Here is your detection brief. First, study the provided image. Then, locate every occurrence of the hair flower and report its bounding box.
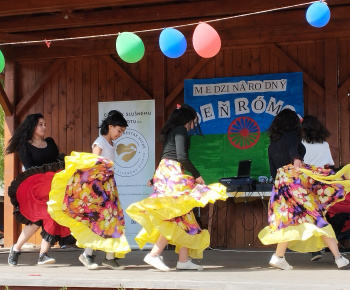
[176,104,181,109]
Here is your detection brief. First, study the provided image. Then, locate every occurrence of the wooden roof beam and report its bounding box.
[0,2,348,46]
[1,0,350,33]
[338,76,350,101]
[1,0,349,18]
[0,0,176,17]
[165,58,210,108]
[0,0,321,33]
[102,55,152,100]
[15,59,65,116]
[269,43,325,97]
[0,84,13,116]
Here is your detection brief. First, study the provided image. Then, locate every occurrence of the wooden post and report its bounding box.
[324,38,339,166]
[3,61,18,247]
[153,52,165,166]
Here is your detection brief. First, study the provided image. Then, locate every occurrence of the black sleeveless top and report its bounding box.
[19,137,59,170]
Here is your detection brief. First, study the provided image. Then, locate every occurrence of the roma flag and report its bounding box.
[184,72,303,184]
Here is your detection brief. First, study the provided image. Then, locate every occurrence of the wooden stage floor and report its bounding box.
[0,246,350,290]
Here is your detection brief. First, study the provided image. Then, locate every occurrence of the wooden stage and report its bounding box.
[0,246,350,290]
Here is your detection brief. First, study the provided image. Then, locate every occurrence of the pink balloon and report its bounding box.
[192,22,221,58]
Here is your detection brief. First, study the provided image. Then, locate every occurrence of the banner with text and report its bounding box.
[184,72,303,184]
[98,100,155,249]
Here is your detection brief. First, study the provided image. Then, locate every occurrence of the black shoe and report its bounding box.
[38,253,56,265]
[102,258,125,270]
[310,251,323,261]
[79,253,99,270]
[8,245,21,266]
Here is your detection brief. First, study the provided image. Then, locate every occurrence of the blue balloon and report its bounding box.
[159,28,187,58]
[306,1,330,28]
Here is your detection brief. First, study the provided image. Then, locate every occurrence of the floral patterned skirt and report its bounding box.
[258,164,350,253]
[126,159,227,259]
[48,152,131,258]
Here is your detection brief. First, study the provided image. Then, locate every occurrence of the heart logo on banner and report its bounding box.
[116,143,137,162]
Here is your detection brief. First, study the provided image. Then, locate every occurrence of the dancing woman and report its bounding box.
[48,111,131,270]
[126,104,227,271]
[258,109,350,270]
[6,113,70,266]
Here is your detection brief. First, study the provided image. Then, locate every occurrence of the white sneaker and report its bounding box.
[335,255,349,268]
[176,259,203,271]
[269,253,293,270]
[144,253,170,271]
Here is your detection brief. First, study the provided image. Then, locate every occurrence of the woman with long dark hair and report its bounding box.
[6,113,70,266]
[259,109,350,270]
[127,104,227,271]
[267,108,304,179]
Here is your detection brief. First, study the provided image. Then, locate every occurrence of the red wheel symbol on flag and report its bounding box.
[227,116,260,149]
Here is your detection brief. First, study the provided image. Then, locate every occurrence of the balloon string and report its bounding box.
[145,0,318,31]
[0,1,318,46]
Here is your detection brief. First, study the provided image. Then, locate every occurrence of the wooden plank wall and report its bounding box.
[5,36,350,247]
[338,40,350,166]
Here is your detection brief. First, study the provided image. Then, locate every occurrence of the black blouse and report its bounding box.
[19,137,59,170]
[268,130,306,179]
[161,125,200,179]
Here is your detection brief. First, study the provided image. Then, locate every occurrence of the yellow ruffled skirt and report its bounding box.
[259,163,350,252]
[126,159,227,259]
[48,152,131,258]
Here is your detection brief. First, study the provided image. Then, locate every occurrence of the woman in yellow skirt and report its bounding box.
[258,109,350,270]
[126,104,227,271]
[47,111,131,270]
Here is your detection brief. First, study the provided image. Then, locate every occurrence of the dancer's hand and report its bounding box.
[195,176,205,185]
[293,158,302,171]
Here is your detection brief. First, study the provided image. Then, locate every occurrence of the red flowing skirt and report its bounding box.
[8,162,70,239]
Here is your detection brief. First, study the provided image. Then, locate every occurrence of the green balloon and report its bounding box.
[0,51,5,73]
[116,32,145,63]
